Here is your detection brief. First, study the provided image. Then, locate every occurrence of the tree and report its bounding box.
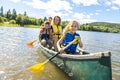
[6,9,12,20]
[12,9,17,20]
[9,20,16,24]
[0,16,4,22]
[24,11,27,16]
[0,6,4,17]
[44,17,47,21]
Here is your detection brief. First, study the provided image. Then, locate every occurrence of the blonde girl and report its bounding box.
[57,20,83,54]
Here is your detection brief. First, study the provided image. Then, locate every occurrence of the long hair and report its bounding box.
[53,16,61,26]
[63,20,79,34]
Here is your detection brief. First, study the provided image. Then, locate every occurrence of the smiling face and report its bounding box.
[69,21,79,33]
[53,16,61,26]
[44,21,50,28]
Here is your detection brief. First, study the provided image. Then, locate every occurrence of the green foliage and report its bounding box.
[61,21,69,28]
[9,20,16,24]
[81,22,120,33]
[0,6,120,33]
[0,16,4,22]
[0,6,46,27]
[0,6,4,16]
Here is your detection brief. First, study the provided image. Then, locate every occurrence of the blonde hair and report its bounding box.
[63,20,79,34]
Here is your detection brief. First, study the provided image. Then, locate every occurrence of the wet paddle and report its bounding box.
[28,39,77,75]
[27,39,37,47]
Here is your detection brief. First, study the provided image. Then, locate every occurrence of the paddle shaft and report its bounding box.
[48,39,77,61]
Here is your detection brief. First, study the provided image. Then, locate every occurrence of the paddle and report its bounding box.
[27,39,37,47]
[28,39,77,75]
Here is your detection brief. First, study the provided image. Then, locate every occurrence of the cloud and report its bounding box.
[112,0,120,6]
[111,6,119,10]
[72,0,99,6]
[72,13,96,23]
[105,0,120,11]
[105,1,112,6]
[23,0,72,17]
[45,10,69,18]
[9,0,21,3]
[24,0,72,11]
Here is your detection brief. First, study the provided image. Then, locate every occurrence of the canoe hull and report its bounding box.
[39,44,112,80]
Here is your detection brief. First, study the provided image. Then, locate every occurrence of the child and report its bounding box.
[48,17,52,24]
[51,16,62,51]
[57,20,83,54]
[39,21,53,48]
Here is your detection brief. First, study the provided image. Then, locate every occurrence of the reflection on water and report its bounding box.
[0,26,120,80]
[0,26,70,80]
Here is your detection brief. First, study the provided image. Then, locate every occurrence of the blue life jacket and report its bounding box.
[61,32,80,54]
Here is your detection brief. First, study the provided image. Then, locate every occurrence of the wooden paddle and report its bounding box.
[28,39,77,75]
[27,39,37,47]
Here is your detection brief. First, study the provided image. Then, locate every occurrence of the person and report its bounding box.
[39,21,53,48]
[51,16,62,51]
[48,17,52,24]
[57,20,83,54]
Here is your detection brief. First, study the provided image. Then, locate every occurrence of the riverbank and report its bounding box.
[0,22,41,28]
[0,22,20,27]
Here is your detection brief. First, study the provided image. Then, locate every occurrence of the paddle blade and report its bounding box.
[29,61,47,75]
[27,41,34,47]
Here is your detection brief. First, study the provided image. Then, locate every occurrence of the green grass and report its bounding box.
[0,22,20,27]
[0,22,42,28]
[24,25,41,28]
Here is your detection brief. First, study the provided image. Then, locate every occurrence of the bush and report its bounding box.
[0,16,4,22]
[9,20,16,24]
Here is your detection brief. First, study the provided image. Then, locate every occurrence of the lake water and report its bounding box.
[0,26,120,80]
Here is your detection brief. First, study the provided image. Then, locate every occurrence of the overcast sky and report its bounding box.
[1,0,120,23]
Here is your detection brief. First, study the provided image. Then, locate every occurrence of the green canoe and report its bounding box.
[39,44,112,80]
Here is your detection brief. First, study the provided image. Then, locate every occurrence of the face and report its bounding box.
[69,21,78,33]
[45,24,50,28]
[49,18,52,23]
[54,17,60,25]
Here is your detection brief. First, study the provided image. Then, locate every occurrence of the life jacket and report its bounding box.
[40,27,51,40]
[51,23,62,39]
[61,32,80,54]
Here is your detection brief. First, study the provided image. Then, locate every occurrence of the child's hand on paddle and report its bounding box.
[58,48,64,53]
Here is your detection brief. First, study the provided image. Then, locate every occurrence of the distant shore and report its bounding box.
[0,22,41,28]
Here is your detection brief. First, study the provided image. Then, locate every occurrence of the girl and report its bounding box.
[57,20,83,54]
[51,16,62,51]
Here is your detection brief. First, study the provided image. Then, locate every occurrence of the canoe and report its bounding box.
[39,43,112,80]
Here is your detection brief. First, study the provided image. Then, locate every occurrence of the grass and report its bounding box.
[0,22,20,27]
[24,25,41,28]
[0,22,42,28]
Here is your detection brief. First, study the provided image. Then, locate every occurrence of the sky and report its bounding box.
[1,0,120,24]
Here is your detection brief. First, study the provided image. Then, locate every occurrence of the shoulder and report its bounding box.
[75,32,80,36]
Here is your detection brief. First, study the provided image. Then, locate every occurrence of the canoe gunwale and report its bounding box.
[39,43,111,60]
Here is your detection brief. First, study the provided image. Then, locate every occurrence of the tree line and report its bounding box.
[0,6,47,26]
[0,6,119,33]
[80,22,120,33]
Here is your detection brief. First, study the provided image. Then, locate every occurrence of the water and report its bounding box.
[0,26,120,80]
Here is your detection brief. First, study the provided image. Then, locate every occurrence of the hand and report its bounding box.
[58,48,64,53]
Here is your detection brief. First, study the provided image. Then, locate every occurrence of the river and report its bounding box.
[0,26,120,80]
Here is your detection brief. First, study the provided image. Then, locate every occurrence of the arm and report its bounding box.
[78,36,83,48]
[57,34,65,53]
[39,28,43,42]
